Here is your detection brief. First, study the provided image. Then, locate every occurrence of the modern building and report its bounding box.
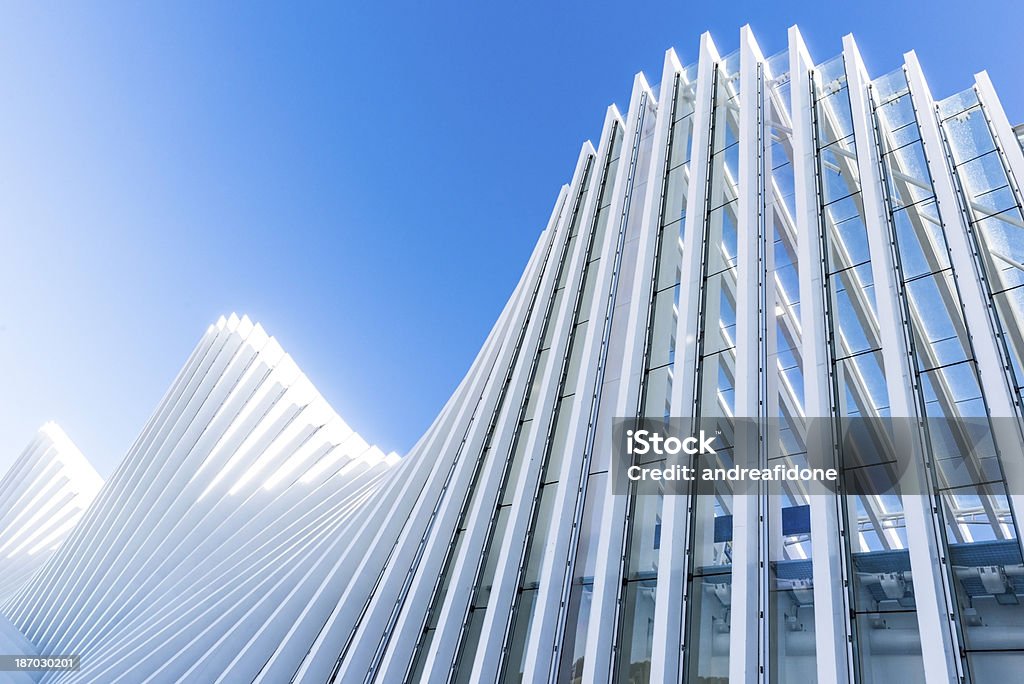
[0,424,102,606]
[3,24,1024,684]
[1,315,399,683]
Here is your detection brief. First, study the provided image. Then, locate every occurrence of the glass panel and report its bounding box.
[663,168,688,226]
[698,272,737,356]
[656,223,684,291]
[523,484,560,585]
[558,580,593,682]
[835,352,888,418]
[707,146,739,210]
[827,198,870,272]
[884,140,933,209]
[502,420,534,505]
[501,588,535,682]
[669,114,694,169]
[816,88,855,145]
[829,264,879,358]
[937,88,980,120]
[578,269,600,323]
[769,519,817,682]
[892,201,948,280]
[919,361,985,416]
[557,472,607,678]
[820,138,861,204]
[971,185,1019,220]
[524,350,549,416]
[427,529,467,629]
[992,289,1024,390]
[944,106,996,164]
[648,287,678,371]
[697,351,735,419]
[904,272,970,371]
[616,578,659,683]
[684,573,732,682]
[817,55,847,88]
[626,477,663,575]
[453,608,487,684]
[705,201,739,276]
[545,396,577,483]
[977,211,1024,293]
[959,151,1011,201]
[876,92,917,135]
[641,365,673,420]
[474,505,511,605]
[873,68,910,104]
[564,328,587,392]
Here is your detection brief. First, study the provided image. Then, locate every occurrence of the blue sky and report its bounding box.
[2,1,1022,477]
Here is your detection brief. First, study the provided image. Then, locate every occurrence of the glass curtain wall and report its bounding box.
[763,49,819,683]
[445,135,620,684]
[677,50,742,684]
[921,83,1024,682]
[551,80,676,684]
[811,54,927,683]
[938,88,1024,408]
[495,114,631,682]
[607,70,699,684]
[404,151,598,683]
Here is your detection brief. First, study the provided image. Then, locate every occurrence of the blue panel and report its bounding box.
[947,539,1023,568]
[960,576,987,598]
[773,559,813,581]
[781,505,811,536]
[714,515,732,543]
[949,540,1024,598]
[714,506,811,544]
[852,549,912,574]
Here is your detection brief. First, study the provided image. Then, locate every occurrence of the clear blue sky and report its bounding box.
[2,2,1022,477]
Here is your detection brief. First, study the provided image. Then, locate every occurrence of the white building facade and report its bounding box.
[4,25,1024,684]
[316,26,1024,684]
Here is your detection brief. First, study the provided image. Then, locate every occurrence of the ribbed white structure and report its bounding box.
[2,314,398,683]
[0,424,102,605]
[5,25,1024,684]
[0,614,39,684]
